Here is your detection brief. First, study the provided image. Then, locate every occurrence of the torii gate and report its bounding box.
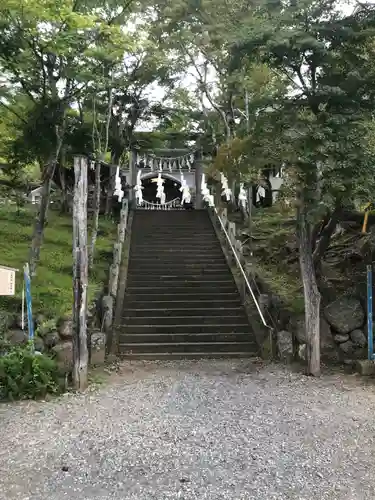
[128,148,203,208]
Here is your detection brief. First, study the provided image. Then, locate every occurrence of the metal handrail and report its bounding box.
[213,206,270,329]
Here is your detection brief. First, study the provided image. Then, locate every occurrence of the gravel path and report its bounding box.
[1,360,375,500]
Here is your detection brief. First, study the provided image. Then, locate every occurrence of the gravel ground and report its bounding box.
[1,360,375,500]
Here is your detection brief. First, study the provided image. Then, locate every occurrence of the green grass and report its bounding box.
[0,205,116,318]
[250,205,305,314]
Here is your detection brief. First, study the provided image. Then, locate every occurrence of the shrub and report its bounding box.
[0,344,62,401]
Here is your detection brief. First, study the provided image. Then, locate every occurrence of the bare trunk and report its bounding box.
[29,127,64,275]
[297,203,321,376]
[59,165,69,214]
[89,161,101,268]
[313,207,341,269]
[72,156,89,392]
[29,162,56,276]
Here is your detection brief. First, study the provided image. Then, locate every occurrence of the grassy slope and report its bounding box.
[0,205,116,318]
[248,206,305,314]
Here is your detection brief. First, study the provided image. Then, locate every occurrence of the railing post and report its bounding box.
[367,264,373,360]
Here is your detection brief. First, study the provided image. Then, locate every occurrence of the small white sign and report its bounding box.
[0,265,17,296]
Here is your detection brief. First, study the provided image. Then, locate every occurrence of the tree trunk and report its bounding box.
[313,207,341,270]
[29,162,56,276]
[89,161,101,268]
[105,166,114,216]
[297,203,321,376]
[72,156,89,392]
[29,128,64,275]
[59,166,69,214]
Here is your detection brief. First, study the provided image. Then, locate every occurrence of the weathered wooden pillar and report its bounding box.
[128,150,137,206]
[194,150,203,209]
[72,155,89,392]
[118,199,128,243]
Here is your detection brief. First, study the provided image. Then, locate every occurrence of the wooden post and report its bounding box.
[72,156,89,391]
[128,150,137,206]
[195,150,203,209]
[108,242,122,297]
[117,199,128,243]
[247,185,253,255]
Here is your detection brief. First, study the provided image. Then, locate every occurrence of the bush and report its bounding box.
[0,344,62,400]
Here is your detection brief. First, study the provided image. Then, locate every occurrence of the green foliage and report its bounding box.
[0,205,116,317]
[0,344,61,401]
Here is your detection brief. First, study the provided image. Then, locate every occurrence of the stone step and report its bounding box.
[122,299,242,309]
[123,292,240,301]
[122,315,249,326]
[119,332,252,344]
[129,252,225,259]
[131,236,218,243]
[128,256,227,263]
[122,307,244,318]
[125,278,236,286]
[127,270,231,278]
[130,245,221,252]
[125,284,239,294]
[118,341,258,354]
[119,324,251,334]
[118,352,256,360]
[127,263,228,270]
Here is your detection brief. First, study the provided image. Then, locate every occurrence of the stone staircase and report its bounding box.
[118,209,259,359]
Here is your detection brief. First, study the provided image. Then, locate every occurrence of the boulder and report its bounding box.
[13,313,26,330]
[350,329,367,348]
[34,336,45,353]
[90,331,106,365]
[35,314,46,328]
[58,317,73,340]
[52,341,73,372]
[356,360,375,376]
[44,331,60,348]
[277,330,293,361]
[339,340,354,355]
[5,329,28,346]
[324,297,364,334]
[333,334,350,344]
[294,316,333,348]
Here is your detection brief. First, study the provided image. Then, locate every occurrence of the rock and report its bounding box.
[13,313,26,330]
[90,331,106,365]
[277,330,293,362]
[58,317,73,340]
[294,316,332,346]
[44,331,60,348]
[356,360,375,376]
[101,295,113,332]
[5,329,28,346]
[298,343,306,361]
[34,336,45,353]
[324,297,364,334]
[35,314,46,327]
[52,341,73,372]
[339,340,354,355]
[334,334,350,344]
[350,329,367,347]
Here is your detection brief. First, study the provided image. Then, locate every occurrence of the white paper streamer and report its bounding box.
[156,173,166,204]
[113,166,124,202]
[220,172,232,201]
[180,172,191,204]
[238,183,247,209]
[134,170,144,205]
